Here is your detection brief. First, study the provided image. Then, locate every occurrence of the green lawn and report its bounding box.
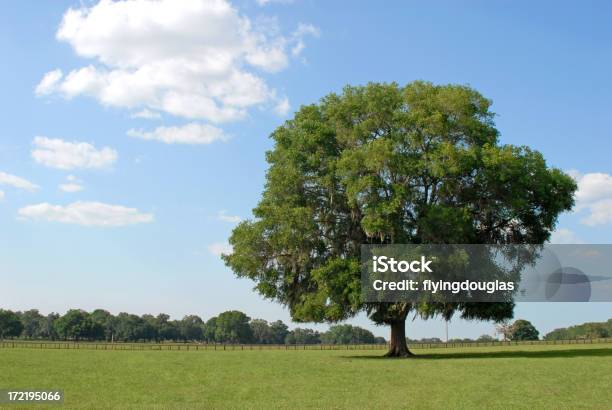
[1,344,611,409]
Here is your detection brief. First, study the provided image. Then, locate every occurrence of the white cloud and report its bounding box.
[217,210,241,223]
[32,136,118,170]
[274,97,290,116]
[35,69,63,95]
[581,199,612,226]
[127,122,228,144]
[0,171,39,191]
[18,201,153,227]
[59,175,84,192]
[569,170,612,207]
[37,0,317,122]
[130,108,161,119]
[291,23,320,58]
[59,183,84,193]
[0,191,4,201]
[549,228,584,244]
[208,242,233,256]
[569,170,612,226]
[293,23,320,37]
[256,0,294,6]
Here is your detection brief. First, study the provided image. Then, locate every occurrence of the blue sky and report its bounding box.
[1,0,611,339]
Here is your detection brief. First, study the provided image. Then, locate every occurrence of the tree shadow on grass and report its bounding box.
[341,347,612,360]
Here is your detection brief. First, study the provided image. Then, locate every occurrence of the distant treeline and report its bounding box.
[0,308,385,345]
[544,319,612,340]
[407,335,498,344]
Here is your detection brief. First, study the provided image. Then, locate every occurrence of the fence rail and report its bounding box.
[0,341,387,351]
[1,337,611,352]
[407,337,612,349]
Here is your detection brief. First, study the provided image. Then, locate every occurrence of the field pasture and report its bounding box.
[1,343,611,409]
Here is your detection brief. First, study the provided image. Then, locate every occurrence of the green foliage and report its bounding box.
[140,314,159,341]
[250,319,274,344]
[156,313,180,341]
[320,324,376,344]
[203,317,217,342]
[18,309,44,339]
[224,81,576,329]
[509,319,539,341]
[248,319,290,344]
[40,313,59,340]
[90,309,117,341]
[448,338,478,343]
[214,311,253,343]
[114,313,145,342]
[285,328,321,344]
[407,337,443,343]
[0,307,307,344]
[54,309,103,341]
[3,306,388,345]
[248,319,291,344]
[545,319,612,340]
[374,336,387,344]
[476,334,496,342]
[269,320,290,344]
[179,315,204,342]
[0,309,23,339]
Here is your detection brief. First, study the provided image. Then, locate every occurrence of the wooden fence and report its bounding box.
[1,337,610,352]
[0,341,387,351]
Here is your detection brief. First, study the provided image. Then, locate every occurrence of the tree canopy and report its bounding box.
[0,307,383,345]
[320,324,376,344]
[212,310,254,344]
[0,309,23,339]
[544,319,611,340]
[509,319,540,341]
[224,81,576,356]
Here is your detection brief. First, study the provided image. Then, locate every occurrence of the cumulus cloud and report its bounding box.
[127,122,228,144]
[569,170,612,226]
[581,199,612,226]
[217,210,241,223]
[59,183,83,193]
[59,175,84,192]
[35,69,63,95]
[549,228,584,244]
[290,23,320,58]
[32,136,118,170]
[36,0,317,122]
[208,242,233,256]
[18,201,153,227]
[0,171,39,191]
[130,108,161,119]
[274,97,290,116]
[256,0,294,6]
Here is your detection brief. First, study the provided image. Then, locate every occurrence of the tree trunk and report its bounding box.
[384,320,414,358]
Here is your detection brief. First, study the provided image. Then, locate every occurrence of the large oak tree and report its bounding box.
[223,82,576,357]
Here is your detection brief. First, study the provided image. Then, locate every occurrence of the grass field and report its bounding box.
[1,344,611,409]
